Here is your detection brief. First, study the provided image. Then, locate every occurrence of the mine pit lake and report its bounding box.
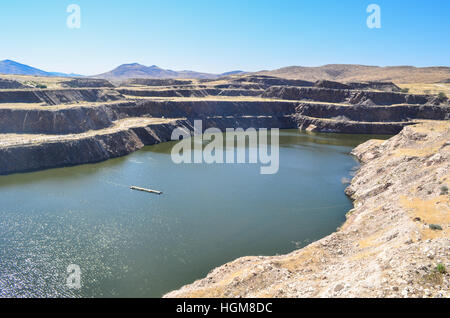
[0,130,387,297]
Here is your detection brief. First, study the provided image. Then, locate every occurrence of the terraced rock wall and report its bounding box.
[0,88,123,105]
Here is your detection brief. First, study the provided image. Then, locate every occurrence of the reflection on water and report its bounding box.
[0,130,389,297]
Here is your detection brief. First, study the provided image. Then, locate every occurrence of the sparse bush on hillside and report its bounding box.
[429,224,443,231]
[437,92,447,101]
[423,264,446,285]
[436,263,446,274]
[35,83,47,89]
[440,185,449,195]
[400,88,409,93]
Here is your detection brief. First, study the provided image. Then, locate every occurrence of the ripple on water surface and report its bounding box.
[0,130,388,297]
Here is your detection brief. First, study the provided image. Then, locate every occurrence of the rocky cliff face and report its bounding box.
[0,104,120,134]
[113,100,299,119]
[0,119,191,175]
[0,88,122,105]
[0,116,297,175]
[296,103,449,122]
[263,86,443,106]
[0,79,28,89]
[164,122,449,298]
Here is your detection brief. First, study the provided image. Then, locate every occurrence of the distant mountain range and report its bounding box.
[0,60,245,80]
[0,60,82,77]
[1,59,449,84]
[93,63,245,81]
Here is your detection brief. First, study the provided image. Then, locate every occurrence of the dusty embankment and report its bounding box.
[164,121,449,298]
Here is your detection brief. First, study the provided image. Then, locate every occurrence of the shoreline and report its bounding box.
[164,121,449,298]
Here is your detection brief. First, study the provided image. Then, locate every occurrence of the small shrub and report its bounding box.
[436,263,446,274]
[423,271,443,285]
[437,92,447,101]
[400,88,409,93]
[440,185,449,195]
[429,224,443,231]
[35,84,47,89]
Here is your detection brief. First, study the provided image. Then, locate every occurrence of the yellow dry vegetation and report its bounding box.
[393,145,443,158]
[410,120,450,133]
[181,267,256,298]
[397,83,450,95]
[400,196,449,239]
[271,246,323,272]
[357,226,393,249]
[0,74,71,89]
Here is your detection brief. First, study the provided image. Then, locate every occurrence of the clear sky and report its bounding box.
[0,0,449,75]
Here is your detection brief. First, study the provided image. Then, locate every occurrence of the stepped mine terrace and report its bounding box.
[0,74,448,175]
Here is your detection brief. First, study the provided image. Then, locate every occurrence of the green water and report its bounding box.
[0,130,387,297]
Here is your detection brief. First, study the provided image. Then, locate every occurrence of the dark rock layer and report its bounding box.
[263,86,439,105]
[0,89,123,105]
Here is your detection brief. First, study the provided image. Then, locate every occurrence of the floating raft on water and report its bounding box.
[130,186,163,195]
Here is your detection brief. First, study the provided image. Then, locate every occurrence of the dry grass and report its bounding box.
[272,246,322,272]
[394,145,443,158]
[397,83,450,95]
[0,74,71,89]
[400,196,449,240]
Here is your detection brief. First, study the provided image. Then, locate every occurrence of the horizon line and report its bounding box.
[1,59,450,78]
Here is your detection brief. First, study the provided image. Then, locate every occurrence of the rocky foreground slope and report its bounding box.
[165,121,449,298]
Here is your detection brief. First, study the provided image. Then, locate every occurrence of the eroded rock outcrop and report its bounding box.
[0,79,28,89]
[121,78,193,86]
[263,86,444,106]
[0,116,297,175]
[63,78,115,88]
[0,88,123,105]
[0,119,190,175]
[0,104,124,134]
[346,81,401,92]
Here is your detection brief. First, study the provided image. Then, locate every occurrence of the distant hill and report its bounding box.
[255,64,450,84]
[0,59,82,77]
[94,63,219,81]
[2,59,448,84]
[0,60,50,76]
[220,70,246,76]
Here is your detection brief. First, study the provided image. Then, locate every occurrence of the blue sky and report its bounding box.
[0,0,449,75]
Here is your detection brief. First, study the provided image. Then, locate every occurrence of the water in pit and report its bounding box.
[0,130,388,297]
